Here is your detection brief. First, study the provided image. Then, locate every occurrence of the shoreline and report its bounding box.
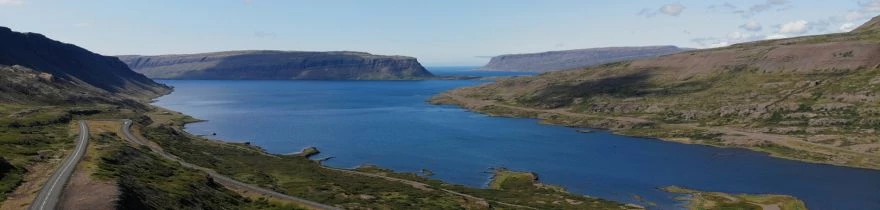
[428,91,880,171]
[143,82,853,209]
[142,103,642,209]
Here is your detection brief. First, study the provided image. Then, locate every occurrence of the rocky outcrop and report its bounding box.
[479,46,690,72]
[0,26,170,103]
[118,51,434,80]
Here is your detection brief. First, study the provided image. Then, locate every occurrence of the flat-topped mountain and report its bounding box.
[434,16,880,170]
[479,46,690,72]
[118,51,435,80]
[0,26,169,104]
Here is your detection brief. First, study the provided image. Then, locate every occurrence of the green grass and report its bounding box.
[441,63,880,169]
[664,186,807,210]
[93,132,304,210]
[755,144,831,162]
[0,156,22,201]
[142,124,633,209]
[143,125,473,209]
[0,105,76,201]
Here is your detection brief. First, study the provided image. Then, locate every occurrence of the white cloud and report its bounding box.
[845,11,865,21]
[765,34,789,40]
[744,0,790,17]
[840,23,858,32]
[779,20,810,34]
[859,0,880,13]
[727,31,745,40]
[0,0,23,5]
[709,41,731,48]
[739,20,763,31]
[660,3,686,16]
[637,3,686,17]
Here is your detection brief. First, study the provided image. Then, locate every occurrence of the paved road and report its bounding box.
[119,120,339,210]
[29,121,89,210]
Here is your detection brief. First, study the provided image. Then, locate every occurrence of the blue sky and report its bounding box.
[1,0,878,66]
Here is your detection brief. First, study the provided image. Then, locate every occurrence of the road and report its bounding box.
[29,121,89,210]
[120,119,538,209]
[119,120,339,210]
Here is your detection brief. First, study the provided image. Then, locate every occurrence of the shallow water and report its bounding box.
[153,67,880,210]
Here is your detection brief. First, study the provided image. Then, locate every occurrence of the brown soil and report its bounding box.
[0,162,58,210]
[57,166,118,210]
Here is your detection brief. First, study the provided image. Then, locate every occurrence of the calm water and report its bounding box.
[153,67,880,210]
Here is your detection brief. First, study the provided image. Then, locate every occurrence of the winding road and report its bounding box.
[29,121,88,210]
[119,120,340,210]
[120,119,538,209]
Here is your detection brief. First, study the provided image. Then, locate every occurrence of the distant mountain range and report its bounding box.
[479,46,691,72]
[118,51,434,80]
[0,26,169,104]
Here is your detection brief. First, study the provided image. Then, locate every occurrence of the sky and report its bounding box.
[1,0,879,66]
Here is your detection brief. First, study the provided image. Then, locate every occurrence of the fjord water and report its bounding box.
[154,67,880,210]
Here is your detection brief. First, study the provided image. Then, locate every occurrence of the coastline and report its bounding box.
[143,102,640,209]
[428,91,880,171]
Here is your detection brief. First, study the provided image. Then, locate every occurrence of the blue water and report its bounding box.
[153,67,880,210]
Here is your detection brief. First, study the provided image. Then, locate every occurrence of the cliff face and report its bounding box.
[118,51,435,80]
[0,26,170,103]
[479,46,690,72]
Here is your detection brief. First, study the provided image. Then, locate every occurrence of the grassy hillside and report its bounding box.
[0,27,169,99]
[91,132,300,209]
[432,17,880,169]
[138,111,635,209]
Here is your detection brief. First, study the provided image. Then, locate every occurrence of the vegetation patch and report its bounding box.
[94,133,299,209]
[663,186,807,210]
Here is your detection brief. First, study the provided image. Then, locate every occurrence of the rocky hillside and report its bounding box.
[118,51,435,80]
[0,27,170,104]
[434,18,880,170]
[479,46,690,72]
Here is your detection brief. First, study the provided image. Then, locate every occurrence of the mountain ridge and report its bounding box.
[0,26,170,104]
[479,45,691,72]
[118,50,435,80]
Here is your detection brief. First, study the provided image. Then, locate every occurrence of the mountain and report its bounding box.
[0,26,170,104]
[433,17,880,170]
[118,51,435,80]
[854,15,880,32]
[479,46,691,72]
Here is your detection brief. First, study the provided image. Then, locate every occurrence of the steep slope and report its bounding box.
[854,15,880,32]
[433,18,880,169]
[0,27,172,206]
[118,51,435,80]
[479,46,690,72]
[0,27,169,101]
